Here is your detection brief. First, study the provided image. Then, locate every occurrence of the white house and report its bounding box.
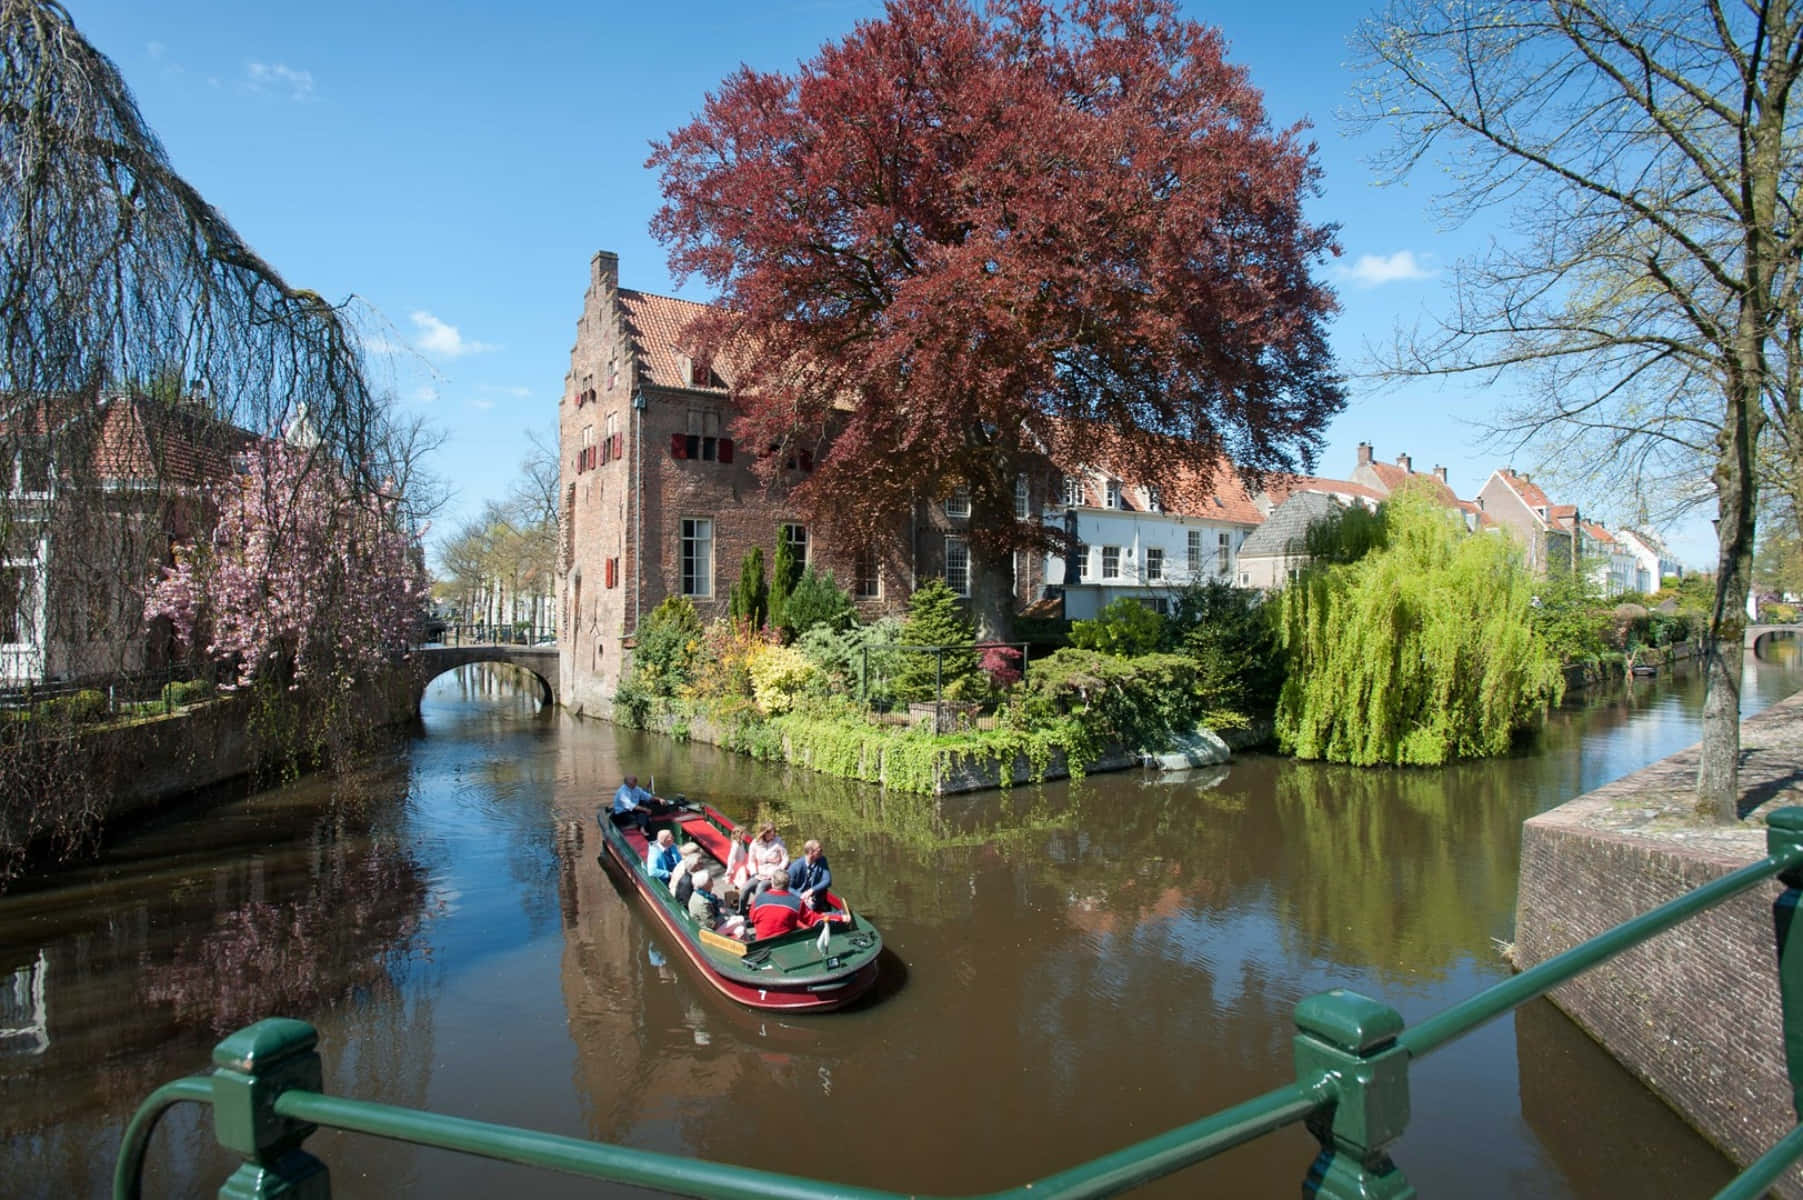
[1613,528,1683,594]
[1044,463,1263,620]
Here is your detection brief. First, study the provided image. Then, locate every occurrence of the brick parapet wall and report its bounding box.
[1514,690,1803,1195]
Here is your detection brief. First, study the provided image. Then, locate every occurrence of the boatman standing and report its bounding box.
[612,774,655,833]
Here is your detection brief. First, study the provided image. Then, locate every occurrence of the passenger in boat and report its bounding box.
[646,829,682,884]
[688,871,747,939]
[669,842,704,905]
[732,822,790,906]
[612,775,656,833]
[747,870,820,939]
[787,839,833,912]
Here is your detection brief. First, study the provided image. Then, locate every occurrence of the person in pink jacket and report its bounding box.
[728,821,789,908]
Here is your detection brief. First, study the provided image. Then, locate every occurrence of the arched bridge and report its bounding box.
[407,645,561,709]
[1747,623,1803,657]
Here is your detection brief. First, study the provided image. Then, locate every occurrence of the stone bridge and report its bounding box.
[1746,623,1803,657]
[407,644,561,710]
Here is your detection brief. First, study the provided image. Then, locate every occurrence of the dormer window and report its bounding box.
[1105,479,1123,510]
[1143,486,1162,513]
[1063,475,1085,507]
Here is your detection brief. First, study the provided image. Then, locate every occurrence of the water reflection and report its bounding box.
[1,655,1798,1198]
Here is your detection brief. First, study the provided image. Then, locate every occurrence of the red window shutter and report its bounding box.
[612,432,624,459]
[605,558,617,589]
[670,433,687,459]
[589,446,598,469]
[718,437,733,464]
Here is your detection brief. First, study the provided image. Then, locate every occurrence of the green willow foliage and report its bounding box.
[1275,488,1564,766]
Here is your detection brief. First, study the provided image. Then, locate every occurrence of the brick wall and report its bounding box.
[1513,695,1803,1197]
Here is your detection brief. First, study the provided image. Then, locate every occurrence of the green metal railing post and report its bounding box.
[210,1019,331,1198]
[1292,990,1416,1200]
[1770,810,1803,1119]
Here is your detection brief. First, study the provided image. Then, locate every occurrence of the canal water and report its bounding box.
[3,647,1800,1198]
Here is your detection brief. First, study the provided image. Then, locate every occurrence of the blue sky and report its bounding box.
[62,0,1717,569]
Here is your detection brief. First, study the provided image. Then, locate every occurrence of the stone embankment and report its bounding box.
[1514,689,1803,1196]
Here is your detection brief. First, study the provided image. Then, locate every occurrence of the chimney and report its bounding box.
[1432,465,1447,485]
[1356,441,1373,467]
[591,249,620,296]
[1396,452,1412,473]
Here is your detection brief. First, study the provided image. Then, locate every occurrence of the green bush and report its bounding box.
[728,547,769,630]
[783,566,855,637]
[770,529,802,635]
[1014,648,1212,760]
[631,596,704,697]
[1167,579,1285,717]
[893,579,977,702]
[36,689,107,723]
[796,618,904,706]
[162,679,215,707]
[1069,596,1165,657]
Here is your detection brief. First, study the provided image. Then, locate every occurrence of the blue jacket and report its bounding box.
[647,843,681,882]
[612,782,652,813]
[788,854,832,904]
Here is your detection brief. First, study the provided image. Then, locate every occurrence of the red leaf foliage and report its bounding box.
[649,0,1343,551]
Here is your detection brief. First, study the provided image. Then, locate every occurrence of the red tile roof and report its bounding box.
[1262,474,1385,506]
[617,289,728,392]
[1580,521,1615,544]
[1497,469,1551,510]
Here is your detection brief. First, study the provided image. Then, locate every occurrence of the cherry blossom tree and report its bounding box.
[147,442,426,689]
[650,0,1343,637]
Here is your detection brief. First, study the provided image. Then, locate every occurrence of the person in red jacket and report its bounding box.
[746,871,820,940]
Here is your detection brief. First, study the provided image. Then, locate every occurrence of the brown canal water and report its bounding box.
[3,646,1801,1198]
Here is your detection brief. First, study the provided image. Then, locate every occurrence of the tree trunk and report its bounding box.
[965,488,1016,643]
[1695,384,1760,823]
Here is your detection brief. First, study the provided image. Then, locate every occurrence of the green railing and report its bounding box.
[116,808,1803,1199]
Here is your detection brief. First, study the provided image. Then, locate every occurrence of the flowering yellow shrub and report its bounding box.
[747,643,818,714]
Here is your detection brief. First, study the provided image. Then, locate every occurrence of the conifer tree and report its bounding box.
[769,531,801,636]
[729,547,768,629]
[894,578,977,702]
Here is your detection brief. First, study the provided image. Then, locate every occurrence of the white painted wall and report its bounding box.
[1045,506,1253,620]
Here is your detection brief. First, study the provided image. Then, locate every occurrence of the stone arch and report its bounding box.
[407,646,561,712]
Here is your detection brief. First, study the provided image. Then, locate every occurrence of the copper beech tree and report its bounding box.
[650,0,1343,637]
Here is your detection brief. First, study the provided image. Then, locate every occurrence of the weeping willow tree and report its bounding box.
[0,2,421,881]
[1275,485,1564,766]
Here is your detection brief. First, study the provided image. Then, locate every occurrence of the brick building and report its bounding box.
[557,251,1265,714]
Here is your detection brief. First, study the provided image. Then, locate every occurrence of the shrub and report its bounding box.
[728,547,769,630]
[686,618,765,702]
[632,596,704,697]
[1014,648,1210,759]
[893,579,977,702]
[747,643,819,714]
[796,617,905,705]
[1167,580,1284,716]
[1069,596,1165,656]
[162,679,215,707]
[769,529,802,635]
[783,566,855,637]
[37,689,108,724]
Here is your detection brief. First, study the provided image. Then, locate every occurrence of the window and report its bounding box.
[607,352,619,392]
[1063,475,1085,507]
[1217,532,1232,576]
[0,565,33,644]
[1105,479,1123,510]
[1014,474,1030,519]
[945,486,971,519]
[15,443,49,494]
[854,547,881,599]
[1148,597,1171,616]
[945,535,970,596]
[782,522,808,566]
[579,425,595,473]
[681,518,713,596]
[1144,486,1162,513]
[683,408,724,462]
[1188,530,1202,578]
[1146,547,1163,581]
[1102,546,1121,579]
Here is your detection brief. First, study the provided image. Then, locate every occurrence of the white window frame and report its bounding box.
[781,522,808,566]
[1145,547,1163,581]
[1143,486,1162,513]
[1101,546,1121,580]
[1105,479,1123,510]
[945,535,970,597]
[1217,531,1233,577]
[1063,475,1085,507]
[945,486,971,519]
[1014,474,1030,519]
[1188,530,1202,579]
[681,518,713,597]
